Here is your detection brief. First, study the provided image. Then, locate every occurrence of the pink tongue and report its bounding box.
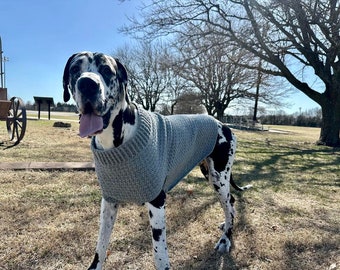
[79,114,103,138]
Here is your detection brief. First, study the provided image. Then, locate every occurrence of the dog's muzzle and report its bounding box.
[76,75,104,113]
[76,76,105,138]
[77,77,100,97]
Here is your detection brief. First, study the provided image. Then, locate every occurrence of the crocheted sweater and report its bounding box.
[91,108,218,204]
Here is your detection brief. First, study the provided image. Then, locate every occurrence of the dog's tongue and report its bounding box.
[79,113,103,138]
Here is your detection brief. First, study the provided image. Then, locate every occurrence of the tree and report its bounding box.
[173,92,207,114]
[170,25,257,120]
[123,0,340,146]
[114,41,189,112]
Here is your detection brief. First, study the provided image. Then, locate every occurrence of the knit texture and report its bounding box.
[91,107,218,204]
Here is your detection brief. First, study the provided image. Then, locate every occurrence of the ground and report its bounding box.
[0,116,339,269]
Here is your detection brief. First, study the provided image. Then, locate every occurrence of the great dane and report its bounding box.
[63,51,251,270]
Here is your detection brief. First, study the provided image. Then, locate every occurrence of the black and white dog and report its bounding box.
[63,52,251,270]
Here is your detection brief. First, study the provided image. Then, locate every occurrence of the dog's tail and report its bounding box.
[230,173,252,191]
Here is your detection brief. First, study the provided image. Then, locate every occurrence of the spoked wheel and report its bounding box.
[6,97,27,145]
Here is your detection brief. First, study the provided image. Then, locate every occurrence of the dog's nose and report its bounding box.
[77,77,99,96]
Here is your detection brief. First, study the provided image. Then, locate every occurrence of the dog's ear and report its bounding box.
[115,58,128,87]
[115,59,130,103]
[63,53,78,102]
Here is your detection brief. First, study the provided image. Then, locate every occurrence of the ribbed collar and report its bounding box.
[91,107,154,165]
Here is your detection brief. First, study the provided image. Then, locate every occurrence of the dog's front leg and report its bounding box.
[146,190,170,270]
[88,198,119,270]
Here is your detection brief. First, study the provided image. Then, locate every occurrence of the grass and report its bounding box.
[0,119,339,269]
[0,117,91,162]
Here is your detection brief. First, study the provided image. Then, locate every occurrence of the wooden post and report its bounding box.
[48,100,51,120]
[37,101,41,119]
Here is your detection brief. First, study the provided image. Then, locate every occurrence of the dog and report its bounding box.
[63,52,251,270]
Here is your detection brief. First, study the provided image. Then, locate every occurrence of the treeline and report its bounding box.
[225,108,322,128]
[25,101,78,112]
[25,100,322,128]
[260,108,322,127]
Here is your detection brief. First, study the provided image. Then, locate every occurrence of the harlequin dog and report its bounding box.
[63,52,251,270]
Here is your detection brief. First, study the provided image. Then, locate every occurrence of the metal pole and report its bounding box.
[3,57,8,88]
[0,36,4,88]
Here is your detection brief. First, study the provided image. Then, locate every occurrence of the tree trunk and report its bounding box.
[216,109,225,121]
[214,100,225,121]
[253,83,259,122]
[318,93,340,147]
[253,60,262,122]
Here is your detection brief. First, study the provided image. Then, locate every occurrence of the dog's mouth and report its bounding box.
[77,100,105,138]
[79,113,104,138]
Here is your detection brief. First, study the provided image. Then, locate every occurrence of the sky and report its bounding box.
[1,0,319,115]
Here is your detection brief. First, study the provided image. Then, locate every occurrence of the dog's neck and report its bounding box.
[94,101,138,151]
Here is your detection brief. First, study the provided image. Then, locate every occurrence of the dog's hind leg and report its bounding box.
[205,124,237,253]
[88,198,119,270]
[146,190,170,270]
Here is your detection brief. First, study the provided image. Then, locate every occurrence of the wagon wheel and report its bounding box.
[6,97,27,145]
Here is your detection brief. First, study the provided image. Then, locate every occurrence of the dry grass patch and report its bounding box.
[0,119,91,162]
[0,123,339,269]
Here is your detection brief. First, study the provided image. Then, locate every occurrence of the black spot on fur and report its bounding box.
[209,124,233,173]
[226,228,233,238]
[94,53,105,68]
[149,210,153,219]
[102,110,111,130]
[88,253,99,269]
[230,194,235,204]
[209,141,229,173]
[199,163,209,181]
[99,65,114,86]
[111,106,136,147]
[222,124,233,141]
[213,184,220,192]
[152,228,163,242]
[112,110,124,147]
[123,105,136,125]
[149,190,166,208]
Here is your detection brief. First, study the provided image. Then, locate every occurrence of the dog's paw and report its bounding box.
[214,235,231,253]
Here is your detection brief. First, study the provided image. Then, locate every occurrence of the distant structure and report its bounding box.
[0,36,8,88]
[0,36,4,88]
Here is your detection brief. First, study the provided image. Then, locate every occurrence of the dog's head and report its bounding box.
[63,52,128,137]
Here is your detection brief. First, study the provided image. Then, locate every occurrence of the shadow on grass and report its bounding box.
[229,142,339,269]
[235,144,340,189]
[283,239,339,270]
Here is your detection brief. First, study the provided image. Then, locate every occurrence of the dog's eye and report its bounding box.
[70,65,80,74]
[101,66,113,77]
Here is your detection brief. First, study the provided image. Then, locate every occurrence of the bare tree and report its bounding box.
[173,92,207,114]
[114,41,170,112]
[172,32,256,120]
[114,41,189,112]
[122,0,340,146]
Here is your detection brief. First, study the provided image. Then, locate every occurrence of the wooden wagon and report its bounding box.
[0,87,26,146]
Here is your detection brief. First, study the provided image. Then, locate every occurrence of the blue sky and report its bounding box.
[1,0,319,114]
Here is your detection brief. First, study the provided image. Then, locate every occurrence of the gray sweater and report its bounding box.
[91,108,218,204]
